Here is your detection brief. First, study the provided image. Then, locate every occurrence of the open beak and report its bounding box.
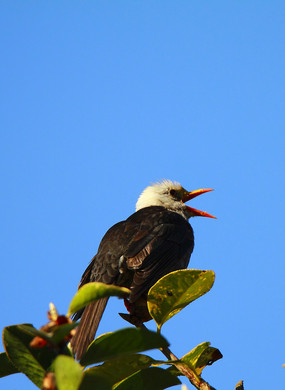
[182,189,216,219]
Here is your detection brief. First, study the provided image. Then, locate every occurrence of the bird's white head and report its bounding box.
[135,180,216,220]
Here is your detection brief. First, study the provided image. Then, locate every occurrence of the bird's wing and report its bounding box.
[78,254,96,288]
[72,255,96,322]
[71,221,128,359]
[125,218,194,302]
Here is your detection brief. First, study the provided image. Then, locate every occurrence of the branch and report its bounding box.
[140,324,215,390]
[160,344,215,390]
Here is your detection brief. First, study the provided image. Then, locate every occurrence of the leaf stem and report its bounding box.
[140,324,215,390]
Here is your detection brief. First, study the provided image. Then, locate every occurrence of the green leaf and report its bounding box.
[50,322,78,344]
[165,365,182,377]
[79,371,111,390]
[2,324,57,387]
[181,342,223,376]
[0,352,19,377]
[80,327,169,366]
[147,269,215,329]
[68,282,130,316]
[82,354,154,388]
[54,355,83,390]
[113,367,181,390]
[21,322,77,347]
[19,325,53,343]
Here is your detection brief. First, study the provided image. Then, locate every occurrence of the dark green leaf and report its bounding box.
[19,324,54,342]
[68,283,130,316]
[3,325,51,387]
[80,327,169,366]
[165,365,182,377]
[54,355,83,390]
[0,352,19,377]
[147,269,215,329]
[79,371,111,390]
[3,324,59,387]
[20,322,77,350]
[20,322,77,345]
[181,342,223,376]
[113,367,181,390]
[50,322,78,344]
[83,354,154,388]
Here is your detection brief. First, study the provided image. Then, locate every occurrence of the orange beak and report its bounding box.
[182,189,216,219]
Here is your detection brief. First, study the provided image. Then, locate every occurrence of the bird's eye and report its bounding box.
[170,189,176,196]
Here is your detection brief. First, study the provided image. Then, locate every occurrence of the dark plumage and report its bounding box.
[71,181,214,359]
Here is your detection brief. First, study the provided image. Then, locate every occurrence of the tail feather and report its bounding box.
[71,297,109,360]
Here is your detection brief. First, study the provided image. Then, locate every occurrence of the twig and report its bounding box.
[160,344,215,390]
[140,324,215,390]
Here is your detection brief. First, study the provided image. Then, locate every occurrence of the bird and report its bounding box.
[70,180,215,359]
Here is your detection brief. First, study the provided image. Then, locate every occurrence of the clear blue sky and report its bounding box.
[1,2,285,389]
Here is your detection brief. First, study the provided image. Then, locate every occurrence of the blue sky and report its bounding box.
[1,2,285,389]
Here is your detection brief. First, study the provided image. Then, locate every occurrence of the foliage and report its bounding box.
[147,269,215,332]
[1,269,222,389]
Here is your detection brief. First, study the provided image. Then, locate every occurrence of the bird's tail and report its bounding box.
[70,297,109,360]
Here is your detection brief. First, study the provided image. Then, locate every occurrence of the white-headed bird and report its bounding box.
[71,180,215,359]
